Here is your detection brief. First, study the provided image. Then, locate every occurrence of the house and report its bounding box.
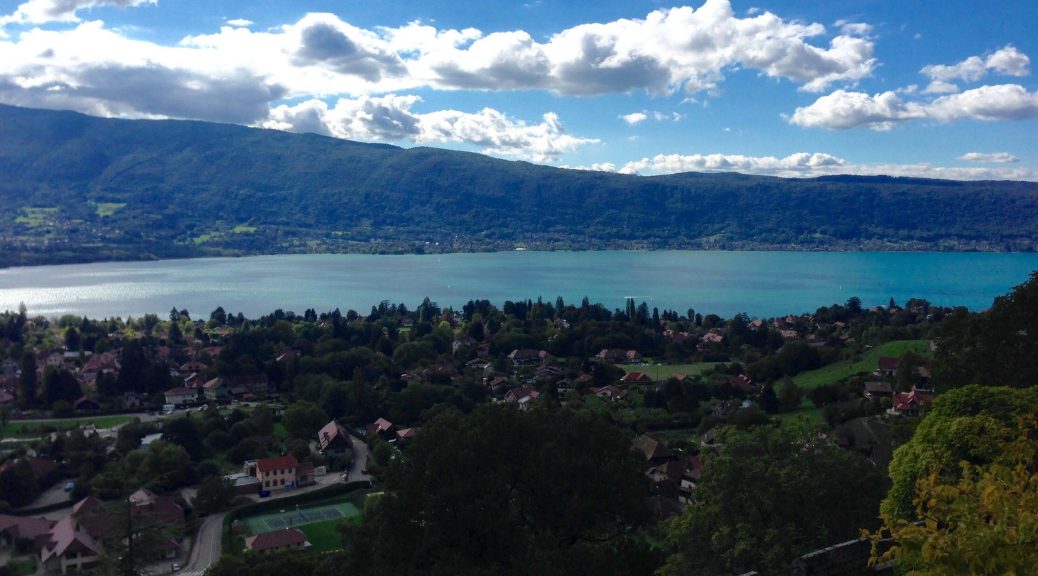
[877,357,899,377]
[79,352,119,383]
[589,385,628,401]
[619,372,652,384]
[247,455,299,491]
[223,473,262,496]
[595,349,643,364]
[73,396,101,412]
[121,392,147,410]
[508,349,547,367]
[892,390,934,416]
[396,427,418,442]
[366,417,395,437]
[0,514,55,549]
[503,387,540,410]
[317,420,354,460]
[164,387,198,406]
[202,377,229,402]
[39,516,103,575]
[631,435,676,465]
[244,528,309,554]
[727,374,755,394]
[863,382,893,399]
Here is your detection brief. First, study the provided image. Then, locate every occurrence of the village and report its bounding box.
[0,295,947,574]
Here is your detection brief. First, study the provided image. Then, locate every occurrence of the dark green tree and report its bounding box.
[344,404,655,576]
[282,401,328,440]
[18,351,37,405]
[660,425,886,576]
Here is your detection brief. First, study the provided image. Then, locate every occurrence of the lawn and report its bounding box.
[773,399,825,427]
[94,202,126,217]
[298,516,361,552]
[620,362,721,381]
[793,340,932,389]
[14,206,58,227]
[232,225,257,233]
[0,415,135,438]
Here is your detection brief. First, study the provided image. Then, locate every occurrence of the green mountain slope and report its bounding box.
[1,104,1037,267]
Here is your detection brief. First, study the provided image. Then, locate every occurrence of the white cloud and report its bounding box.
[0,0,154,25]
[920,45,1030,92]
[621,112,647,125]
[620,110,682,125]
[2,1,877,108]
[789,84,1038,130]
[957,152,1019,164]
[263,95,598,162]
[612,151,1038,181]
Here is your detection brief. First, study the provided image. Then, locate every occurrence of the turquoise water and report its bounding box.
[0,251,1035,319]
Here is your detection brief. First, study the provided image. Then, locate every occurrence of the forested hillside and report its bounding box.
[2,104,1038,267]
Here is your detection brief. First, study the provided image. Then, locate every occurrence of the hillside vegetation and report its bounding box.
[2,104,1038,267]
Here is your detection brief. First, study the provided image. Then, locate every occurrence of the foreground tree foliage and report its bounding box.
[659,424,886,576]
[869,417,1038,575]
[882,386,1038,519]
[342,404,658,576]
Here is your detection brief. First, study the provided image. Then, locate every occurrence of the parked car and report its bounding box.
[171,563,181,572]
[64,481,75,492]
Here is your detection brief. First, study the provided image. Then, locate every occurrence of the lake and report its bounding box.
[0,251,1036,319]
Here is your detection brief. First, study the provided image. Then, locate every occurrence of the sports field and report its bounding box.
[242,501,360,534]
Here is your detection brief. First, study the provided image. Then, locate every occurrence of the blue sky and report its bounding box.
[1,0,1036,179]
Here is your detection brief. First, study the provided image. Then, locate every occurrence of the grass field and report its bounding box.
[793,340,932,389]
[774,399,825,427]
[94,202,126,217]
[0,415,135,439]
[242,502,360,535]
[620,362,721,380]
[298,516,362,552]
[14,206,58,227]
[232,225,257,233]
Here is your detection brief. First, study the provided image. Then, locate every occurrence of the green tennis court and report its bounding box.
[242,501,360,534]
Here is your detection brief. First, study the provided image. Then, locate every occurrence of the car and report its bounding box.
[361,468,368,475]
[171,563,181,572]
[64,481,75,492]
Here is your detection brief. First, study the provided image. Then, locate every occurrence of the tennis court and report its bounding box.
[242,501,360,534]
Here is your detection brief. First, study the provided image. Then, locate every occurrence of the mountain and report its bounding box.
[1,104,1037,267]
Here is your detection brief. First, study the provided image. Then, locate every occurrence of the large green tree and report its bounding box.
[660,424,886,576]
[882,385,1038,519]
[343,404,656,576]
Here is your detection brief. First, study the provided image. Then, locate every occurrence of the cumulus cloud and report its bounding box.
[1,0,153,25]
[921,45,1030,93]
[611,151,1038,181]
[957,152,1019,164]
[789,84,1038,130]
[263,95,597,162]
[226,19,253,27]
[620,112,647,125]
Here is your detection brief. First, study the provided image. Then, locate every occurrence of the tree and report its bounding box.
[43,367,82,406]
[0,459,40,508]
[660,424,886,576]
[282,401,328,440]
[931,271,1038,390]
[161,416,205,460]
[194,475,234,515]
[777,377,803,413]
[882,385,1038,519]
[758,382,779,414]
[19,351,37,405]
[868,417,1038,574]
[344,404,655,576]
[0,405,10,427]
